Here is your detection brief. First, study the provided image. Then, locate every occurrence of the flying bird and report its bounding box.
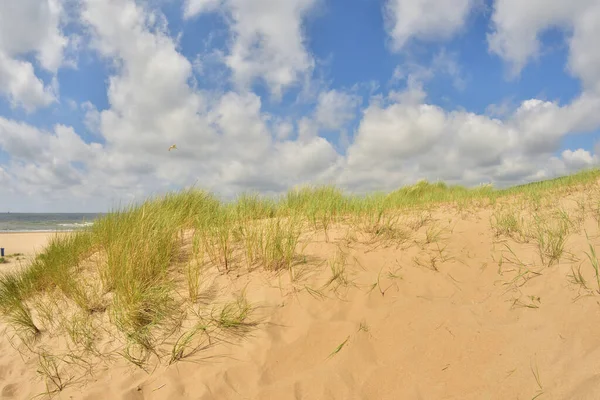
[168,144,177,151]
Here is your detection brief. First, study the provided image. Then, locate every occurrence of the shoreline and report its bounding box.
[0,230,77,234]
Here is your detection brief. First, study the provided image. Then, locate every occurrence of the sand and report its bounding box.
[3,198,600,399]
[0,232,60,255]
[0,232,62,273]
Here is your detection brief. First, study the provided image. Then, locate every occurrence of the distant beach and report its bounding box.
[0,232,61,262]
[0,213,104,232]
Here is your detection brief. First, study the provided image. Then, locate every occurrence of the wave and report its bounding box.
[0,229,61,233]
[57,222,95,228]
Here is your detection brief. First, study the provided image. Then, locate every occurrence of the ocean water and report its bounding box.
[0,213,105,232]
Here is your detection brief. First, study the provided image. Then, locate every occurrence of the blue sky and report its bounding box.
[0,0,599,212]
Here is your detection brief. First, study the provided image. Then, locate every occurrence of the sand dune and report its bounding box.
[3,187,600,399]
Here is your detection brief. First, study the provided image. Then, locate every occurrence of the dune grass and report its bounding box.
[1,168,600,392]
[0,273,40,338]
[584,232,600,293]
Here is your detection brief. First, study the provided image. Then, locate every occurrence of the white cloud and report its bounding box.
[561,149,599,170]
[273,119,294,141]
[0,118,102,198]
[567,2,600,93]
[384,0,476,51]
[208,91,271,162]
[315,90,362,130]
[0,53,57,111]
[184,0,223,17]
[0,166,8,183]
[0,0,69,111]
[82,0,213,152]
[513,95,600,154]
[81,101,101,135]
[297,117,318,143]
[370,0,600,190]
[488,0,600,91]
[273,137,340,182]
[184,0,318,98]
[0,119,99,166]
[0,0,68,72]
[341,86,600,191]
[288,89,362,148]
[0,0,335,207]
[348,103,446,171]
[2,0,600,212]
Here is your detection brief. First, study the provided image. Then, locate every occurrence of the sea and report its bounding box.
[0,213,105,232]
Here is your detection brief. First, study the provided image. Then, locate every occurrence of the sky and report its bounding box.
[1,0,600,212]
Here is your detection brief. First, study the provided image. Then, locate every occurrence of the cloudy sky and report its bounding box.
[1,0,600,212]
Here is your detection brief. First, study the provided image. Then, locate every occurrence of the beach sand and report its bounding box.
[0,232,63,274]
[0,232,60,273]
[2,196,600,399]
[0,232,59,256]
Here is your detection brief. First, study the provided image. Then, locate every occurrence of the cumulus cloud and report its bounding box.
[0,54,57,111]
[0,122,99,177]
[0,118,102,197]
[184,0,318,98]
[287,89,362,150]
[347,103,446,171]
[0,0,67,72]
[488,0,600,91]
[7,0,337,204]
[0,0,69,111]
[81,101,101,135]
[82,0,214,151]
[384,0,476,51]
[1,0,600,212]
[315,90,362,130]
[184,0,223,17]
[341,86,600,191]
[208,91,271,163]
[272,119,294,141]
[561,149,599,170]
